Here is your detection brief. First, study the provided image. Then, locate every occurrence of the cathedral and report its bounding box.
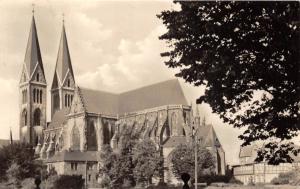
[19,13,226,186]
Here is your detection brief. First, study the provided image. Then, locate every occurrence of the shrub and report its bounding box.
[53,175,84,189]
[198,175,231,185]
[271,170,300,185]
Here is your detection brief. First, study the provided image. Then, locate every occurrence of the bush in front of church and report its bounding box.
[271,169,300,185]
[53,175,84,189]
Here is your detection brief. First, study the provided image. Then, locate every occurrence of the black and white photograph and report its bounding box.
[0,0,299,189]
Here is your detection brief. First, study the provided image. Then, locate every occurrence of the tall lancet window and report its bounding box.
[87,121,97,151]
[22,109,27,126]
[40,90,42,103]
[72,126,80,151]
[33,108,41,126]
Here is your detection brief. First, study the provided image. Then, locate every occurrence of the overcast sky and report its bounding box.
[0,0,243,164]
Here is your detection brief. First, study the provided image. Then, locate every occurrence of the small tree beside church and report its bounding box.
[169,143,215,182]
[133,139,164,187]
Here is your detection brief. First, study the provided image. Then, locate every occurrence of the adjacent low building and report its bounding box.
[233,144,300,184]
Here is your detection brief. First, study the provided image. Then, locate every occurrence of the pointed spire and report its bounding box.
[9,127,13,145]
[53,18,74,86]
[24,13,45,78]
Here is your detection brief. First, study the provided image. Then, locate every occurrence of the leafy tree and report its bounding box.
[133,139,163,186]
[6,162,22,188]
[169,143,215,182]
[158,1,300,164]
[99,127,139,188]
[0,142,41,181]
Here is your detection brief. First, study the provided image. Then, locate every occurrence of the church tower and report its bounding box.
[19,13,47,145]
[51,20,75,118]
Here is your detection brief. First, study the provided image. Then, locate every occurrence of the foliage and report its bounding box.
[20,178,35,189]
[169,143,215,182]
[271,169,300,185]
[53,175,84,189]
[6,162,21,188]
[158,1,300,164]
[198,175,231,185]
[133,139,164,186]
[99,127,139,188]
[0,142,41,181]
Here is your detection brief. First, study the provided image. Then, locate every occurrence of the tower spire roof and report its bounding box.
[54,21,74,85]
[24,14,45,78]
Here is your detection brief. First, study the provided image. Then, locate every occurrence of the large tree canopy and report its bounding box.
[158,1,300,164]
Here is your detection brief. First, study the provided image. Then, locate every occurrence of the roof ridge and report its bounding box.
[78,86,118,95]
[120,79,179,94]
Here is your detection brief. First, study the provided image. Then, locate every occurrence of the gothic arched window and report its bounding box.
[33,108,41,126]
[72,126,80,151]
[103,122,110,144]
[22,109,27,126]
[36,89,40,103]
[65,94,67,107]
[36,73,39,82]
[67,79,70,87]
[68,95,70,107]
[33,89,36,103]
[160,121,170,143]
[87,121,97,151]
[40,90,42,103]
[171,112,177,135]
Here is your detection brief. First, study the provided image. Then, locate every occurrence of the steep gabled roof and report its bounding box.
[79,88,119,115]
[77,79,188,115]
[119,79,188,114]
[53,23,74,88]
[47,108,70,129]
[24,15,45,78]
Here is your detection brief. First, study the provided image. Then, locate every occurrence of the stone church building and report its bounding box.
[19,14,226,185]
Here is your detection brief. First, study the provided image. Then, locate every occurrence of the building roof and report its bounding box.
[47,108,69,129]
[118,79,188,114]
[79,88,119,115]
[49,79,188,128]
[46,150,99,163]
[53,23,74,87]
[24,15,45,78]
[78,79,188,115]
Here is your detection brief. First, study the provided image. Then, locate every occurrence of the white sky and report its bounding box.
[0,0,243,165]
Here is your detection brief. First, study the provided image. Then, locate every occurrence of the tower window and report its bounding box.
[22,109,27,126]
[33,89,36,103]
[67,79,70,87]
[33,108,41,126]
[36,89,40,103]
[36,73,39,82]
[40,90,42,103]
[65,94,67,107]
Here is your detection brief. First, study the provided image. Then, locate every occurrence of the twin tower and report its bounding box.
[19,14,76,145]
